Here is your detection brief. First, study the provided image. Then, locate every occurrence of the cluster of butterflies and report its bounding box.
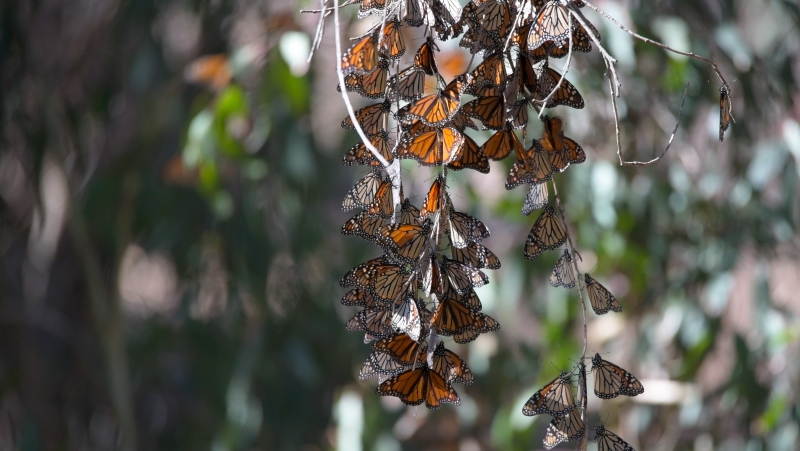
[339,169,501,409]
[523,354,644,449]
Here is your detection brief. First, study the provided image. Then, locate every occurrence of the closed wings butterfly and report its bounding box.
[595,426,636,451]
[528,0,572,50]
[591,353,644,399]
[522,182,549,215]
[719,85,732,142]
[447,134,490,173]
[431,342,473,385]
[522,370,576,416]
[536,64,585,109]
[584,273,622,314]
[391,295,422,342]
[550,249,576,288]
[441,256,489,294]
[543,407,585,449]
[342,130,394,167]
[451,241,501,270]
[340,59,389,99]
[481,126,524,161]
[539,116,586,172]
[524,205,567,260]
[432,291,499,339]
[341,100,392,135]
[446,210,491,248]
[341,171,383,211]
[506,141,555,190]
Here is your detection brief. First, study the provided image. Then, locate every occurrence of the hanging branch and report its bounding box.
[332,0,403,220]
[551,178,589,451]
[582,0,731,88]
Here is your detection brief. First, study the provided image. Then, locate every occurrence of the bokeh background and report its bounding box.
[1,0,799,450]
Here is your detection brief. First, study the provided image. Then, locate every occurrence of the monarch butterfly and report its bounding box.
[451,241,501,270]
[719,85,732,142]
[524,205,567,260]
[462,95,507,131]
[543,407,585,449]
[391,294,423,341]
[379,220,432,261]
[341,100,392,135]
[441,256,489,294]
[469,52,509,90]
[536,63,585,109]
[506,141,555,190]
[342,130,395,167]
[445,286,483,312]
[355,0,389,18]
[339,59,390,99]
[481,126,525,161]
[397,75,467,127]
[376,362,460,409]
[539,116,586,172]
[401,198,421,225]
[342,170,384,211]
[546,22,594,56]
[341,211,385,242]
[508,100,529,130]
[369,18,406,60]
[473,0,513,40]
[446,210,491,248]
[396,126,464,166]
[420,174,447,218]
[414,38,440,75]
[584,273,622,314]
[429,0,463,39]
[528,1,571,50]
[419,253,443,297]
[432,291,499,339]
[522,370,576,416]
[522,182,549,215]
[431,342,474,385]
[448,134,491,174]
[346,305,394,341]
[341,258,411,302]
[550,249,576,288]
[388,67,425,103]
[341,33,379,74]
[595,426,635,451]
[591,353,644,399]
[367,178,395,219]
[341,288,388,308]
[404,0,435,27]
[517,52,541,93]
[363,333,427,379]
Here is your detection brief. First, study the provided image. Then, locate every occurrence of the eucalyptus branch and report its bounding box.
[332,0,403,221]
[582,0,731,88]
[306,0,328,63]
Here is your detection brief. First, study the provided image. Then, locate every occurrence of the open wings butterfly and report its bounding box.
[595,426,636,451]
[376,363,460,409]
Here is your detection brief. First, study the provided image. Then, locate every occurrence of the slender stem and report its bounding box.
[332,0,403,221]
[551,177,588,451]
[567,3,620,97]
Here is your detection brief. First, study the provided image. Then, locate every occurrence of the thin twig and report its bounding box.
[332,0,403,220]
[583,0,730,88]
[566,2,620,97]
[307,0,328,63]
[551,178,588,451]
[616,83,689,166]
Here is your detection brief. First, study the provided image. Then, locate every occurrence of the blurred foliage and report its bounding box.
[0,0,799,451]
